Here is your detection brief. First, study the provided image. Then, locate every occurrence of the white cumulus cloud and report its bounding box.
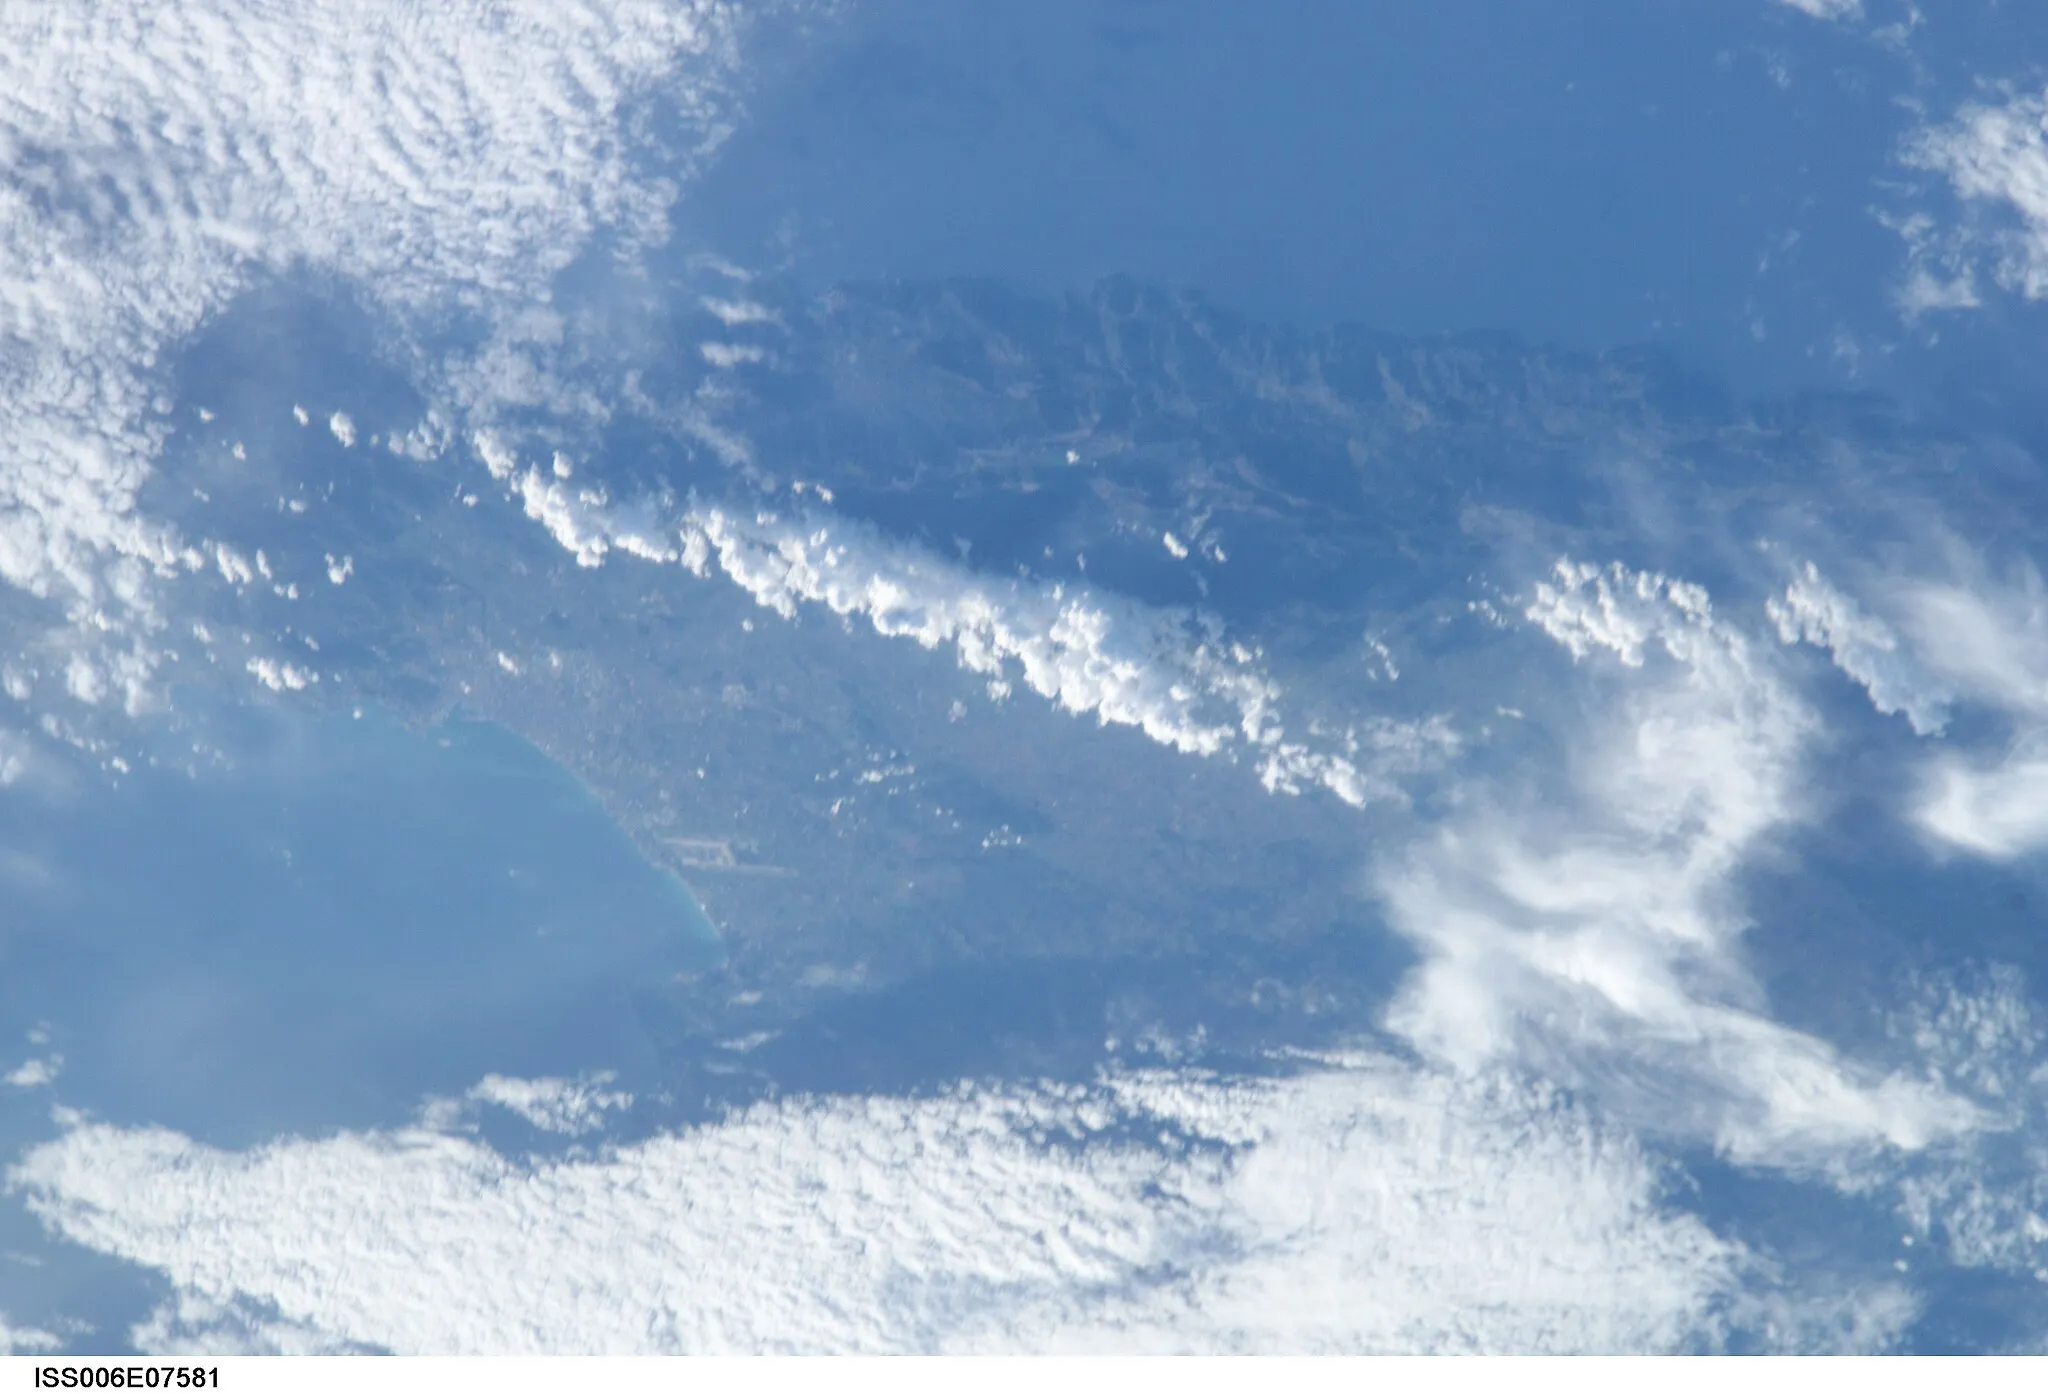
[0,0,748,705]
[476,432,1454,809]
[1769,562,1952,735]
[245,656,316,692]
[466,1074,632,1137]
[679,501,1460,806]
[8,1057,1894,1355]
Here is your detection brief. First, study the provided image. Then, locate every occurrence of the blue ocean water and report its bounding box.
[0,704,719,1153]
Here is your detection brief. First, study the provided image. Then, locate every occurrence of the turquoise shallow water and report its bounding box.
[0,702,720,1149]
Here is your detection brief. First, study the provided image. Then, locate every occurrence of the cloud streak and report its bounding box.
[478,432,1456,808]
[1769,563,1952,735]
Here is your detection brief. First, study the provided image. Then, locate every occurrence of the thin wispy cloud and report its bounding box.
[0,1317,61,1356]
[1916,753,2048,859]
[1885,563,2048,859]
[1902,85,2048,306]
[1895,567,2048,721]
[1378,560,1975,1165]
[1773,0,1861,19]
[1868,968,2048,1298]
[1767,554,2048,861]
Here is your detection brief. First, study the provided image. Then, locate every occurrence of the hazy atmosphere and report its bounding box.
[2,0,2047,1354]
